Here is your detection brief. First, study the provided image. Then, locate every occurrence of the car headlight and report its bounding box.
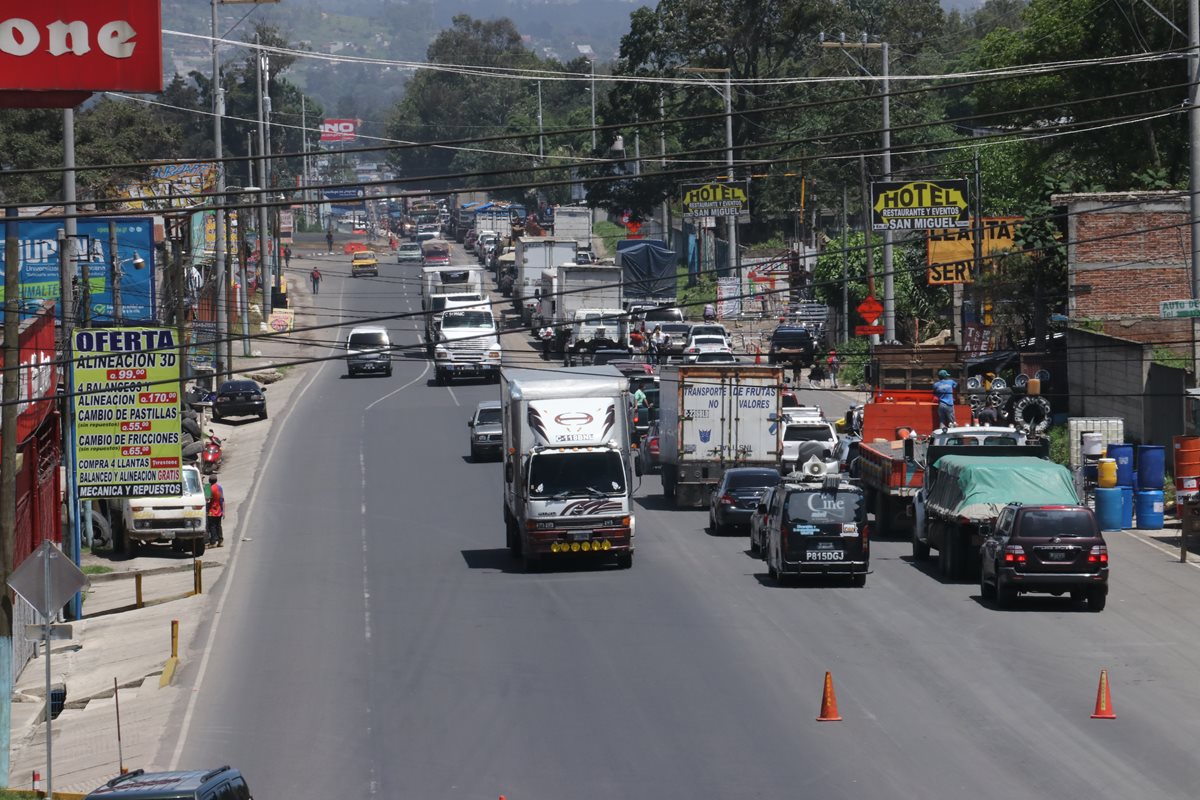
[434,347,450,360]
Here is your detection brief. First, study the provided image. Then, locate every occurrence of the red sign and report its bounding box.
[0,2,163,94]
[857,295,883,325]
[0,303,59,446]
[320,118,358,142]
[855,325,884,336]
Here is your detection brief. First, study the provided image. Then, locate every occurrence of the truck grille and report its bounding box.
[446,338,490,362]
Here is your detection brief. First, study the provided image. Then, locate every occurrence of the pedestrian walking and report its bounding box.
[284,245,292,268]
[650,325,664,365]
[659,333,671,366]
[206,475,225,547]
[538,324,554,359]
[310,267,322,295]
[933,369,958,429]
[827,350,841,388]
[325,230,334,252]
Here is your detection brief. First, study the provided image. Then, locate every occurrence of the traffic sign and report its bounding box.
[9,540,88,620]
[857,296,883,325]
[1161,299,1200,319]
[855,325,884,336]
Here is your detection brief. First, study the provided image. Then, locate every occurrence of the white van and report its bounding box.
[346,325,392,377]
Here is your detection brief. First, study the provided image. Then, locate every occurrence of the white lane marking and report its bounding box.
[169,265,347,769]
[1126,528,1200,570]
[445,384,460,406]
[365,357,429,411]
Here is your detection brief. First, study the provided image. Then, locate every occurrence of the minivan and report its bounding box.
[346,325,392,377]
[85,766,251,800]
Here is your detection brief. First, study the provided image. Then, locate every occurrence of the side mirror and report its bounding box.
[634,459,643,478]
[468,419,474,427]
[259,385,267,392]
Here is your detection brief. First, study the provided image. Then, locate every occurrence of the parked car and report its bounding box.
[769,325,815,367]
[350,251,379,278]
[213,379,266,420]
[591,348,633,366]
[749,484,782,557]
[638,421,662,474]
[763,467,869,586]
[468,400,503,462]
[980,503,1108,611]
[397,242,423,263]
[709,467,782,535]
[84,766,252,800]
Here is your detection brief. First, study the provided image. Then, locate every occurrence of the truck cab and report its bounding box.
[566,308,627,364]
[762,459,868,586]
[435,303,502,384]
[117,465,208,556]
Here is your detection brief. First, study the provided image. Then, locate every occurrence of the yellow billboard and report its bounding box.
[72,328,183,498]
[926,217,1022,284]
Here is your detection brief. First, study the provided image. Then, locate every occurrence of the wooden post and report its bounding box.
[134,573,143,608]
[170,619,179,659]
[193,559,202,595]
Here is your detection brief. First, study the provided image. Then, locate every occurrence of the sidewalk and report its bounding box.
[7,243,333,793]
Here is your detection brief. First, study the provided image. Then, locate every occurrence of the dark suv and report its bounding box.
[980,503,1108,611]
[85,766,251,800]
[768,326,815,367]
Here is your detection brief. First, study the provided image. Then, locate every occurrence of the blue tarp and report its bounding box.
[616,241,677,299]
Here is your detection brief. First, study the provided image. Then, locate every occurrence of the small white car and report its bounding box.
[683,334,732,363]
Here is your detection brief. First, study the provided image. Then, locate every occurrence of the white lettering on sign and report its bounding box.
[0,17,137,59]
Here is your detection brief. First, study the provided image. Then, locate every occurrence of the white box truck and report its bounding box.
[514,237,580,325]
[658,364,785,507]
[420,266,484,345]
[501,366,636,571]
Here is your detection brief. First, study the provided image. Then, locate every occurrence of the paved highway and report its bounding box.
[167,246,1200,799]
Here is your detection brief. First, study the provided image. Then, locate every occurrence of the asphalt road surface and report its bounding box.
[168,245,1200,799]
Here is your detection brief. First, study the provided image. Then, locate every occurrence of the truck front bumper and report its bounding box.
[525,528,633,556]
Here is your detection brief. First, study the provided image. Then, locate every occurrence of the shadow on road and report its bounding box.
[751,573,865,589]
[898,553,975,586]
[969,593,1094,613]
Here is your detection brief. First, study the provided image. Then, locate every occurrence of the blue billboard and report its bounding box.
[0,217,157,322]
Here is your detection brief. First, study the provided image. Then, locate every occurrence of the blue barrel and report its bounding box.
[1094,487,1124,532]
[1107,443,1135,486]
[1120,486,1134,529]
[1137,445,1166,489]
[1135,489,1165,530]
[1083,462,1099,482]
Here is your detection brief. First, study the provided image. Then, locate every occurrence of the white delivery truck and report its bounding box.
[514,237,580,326]
[434,301,503,384]
[501,366,636,572]
[658,364,785,507]
[551,264,625,358]
[550,205,592,247]
[420,266,484,346]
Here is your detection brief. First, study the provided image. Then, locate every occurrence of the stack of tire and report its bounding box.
[1009,371,1052,434]
[180,409,204,464]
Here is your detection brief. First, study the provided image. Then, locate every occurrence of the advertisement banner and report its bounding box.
[0,217,156,322]
[72,328,182,498]
[267,309,294,334]
[926,216,1022,284]
[121,163,216,211]
[0,2,163,93]
[871,179,969,232]
[188,209,241,261]
[319,118,358,142]
[278,209,294,244]
[716,277,741,319]
[682,182,749,219]
[2,304,58,446]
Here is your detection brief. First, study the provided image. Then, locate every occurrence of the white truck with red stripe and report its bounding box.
[501,366,636,572]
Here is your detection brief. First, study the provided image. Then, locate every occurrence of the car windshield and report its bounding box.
[692,326,724,337]
[727,472,781,490]
[645,309,683,322]
[475,408,501,425]
[1019,509,1096,537]
[528,451,627,498]
[183,470,202,495]
[349,332,387,348]
[785,490,863,525]
[401,244,421,252]
[442,312,493,328]
[785,425,832,442]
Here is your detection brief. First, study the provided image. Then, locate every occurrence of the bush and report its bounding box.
[830,336,871,387]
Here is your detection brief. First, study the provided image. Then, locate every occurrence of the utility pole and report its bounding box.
[108,222,122,325]
[255,35,272,319]
[225,211,235,373]
[660,91,669,243]
[211,0,227,380]
[537,81,544,161]
[825,35,890,338]
[968,149,983,347]
[1189,0,1200,375]
[842,185,849,343]
[589,58,597,152]
[301,95,310,226]
[0,206,20,784]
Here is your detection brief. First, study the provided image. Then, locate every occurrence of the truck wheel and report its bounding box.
[749,535,760,556]
[767,555,779,582]
[522,550,541,573]
[434,369,445,386]
[981,569,996,601]
[874,493,889,537]
[662,465,676,500]
[506,516,522,557]
[912,531,931,562]
[1087,588,1107,612]
[615,552,633,569]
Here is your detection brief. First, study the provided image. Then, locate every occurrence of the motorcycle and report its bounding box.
[201,435,223,474]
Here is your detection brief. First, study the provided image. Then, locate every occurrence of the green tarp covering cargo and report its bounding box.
[924,455,1078,521]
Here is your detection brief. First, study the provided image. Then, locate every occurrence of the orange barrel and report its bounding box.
[1097,458,1118,488]
[1176,475,1200,493]
[1173,435,1200,480]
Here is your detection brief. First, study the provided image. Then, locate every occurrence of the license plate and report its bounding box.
[806,550,844,561]
[1044,551,1067,561]
[569,531,590,541]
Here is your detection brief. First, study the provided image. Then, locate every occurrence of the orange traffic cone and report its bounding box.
[816,671,843,721]
[1091,669,1116,719]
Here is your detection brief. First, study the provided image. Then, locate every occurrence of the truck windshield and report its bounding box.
[442,312,493,328]
[582,314,622,327]
[785,490,863,525]
[1019,509,1096,537]
[183,470,202,495]
[528,451,626,498]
